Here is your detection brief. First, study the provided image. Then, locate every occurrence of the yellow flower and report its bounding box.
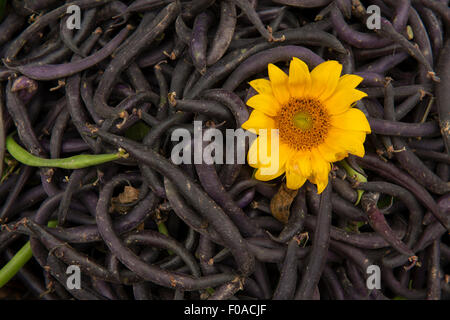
[242,58,370,194]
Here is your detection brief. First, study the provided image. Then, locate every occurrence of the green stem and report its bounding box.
[6,133,128,169]
[0,220,57,288]
[339,159,367,205]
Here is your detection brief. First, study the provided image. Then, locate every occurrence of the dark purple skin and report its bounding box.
[163,177,227,247]
[376,18,438,81]
[45,190,157,244]
[357,52,409,74]
[197,235,219,276]
[4,249,58,300]
[426,240,441,300]
[208,277,243,300]
[353,154,449,232]
[169,56,193,99]
[409,7,433,67]
[382,266,426,299]
[322,266,346,300]
[305,213,407,250]
[395,92,422,120]
[124,230,201,278]
[412,194,450,253]
[0,12,26,46]
[362,84,432,99]
[59,8,97,58]
[385,0,411,32]
[190,11,213,74]
[94,129,256,276]
[172,98,234,123]
[201,89,249,127]
[96,1,130,28]
[223,45,324,92]
[435,39,450,153]
[11,26,131,81]
[354,72,385,87]
[93,3,180,119]
[266,28,347,54]
[245,242,308,264]
[137,39,174,68]
[409,7,434,83]
[175,15,192,45]
[413,149,450,165]
[332,177,358,203]
[207,1,236,66]
[235,187,255,208]
[271,0,332,8]
[416,5,443,63]
[272,238,299,300]
[392,136,450,195]
[356,181,422,249]
[414,0,450,27]
[5,80,60,198]
[45,255,106,300]
[295,183,332,300]
[95,175,235,290]
[330,5,391,49]
[0,166,35,222]
[361,192,416,257]
[328,241,374,281]
[8,217,118,282]
[367,118,441,137]
[353,44,404,60]
[182,0,216,21]
[49,109,70,159]
[194,144,264,238]
[271,189,308,243]
[123,0,174,14]
[232,0,282,42]
[5,0,113,60]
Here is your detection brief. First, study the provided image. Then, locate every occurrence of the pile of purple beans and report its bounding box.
[0,0,449,300]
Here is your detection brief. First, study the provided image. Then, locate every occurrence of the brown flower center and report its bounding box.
[275,97,330,151]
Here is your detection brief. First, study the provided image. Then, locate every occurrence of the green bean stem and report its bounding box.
[339,159,367,205]
[6,133,128,169]
[0,220,58,288]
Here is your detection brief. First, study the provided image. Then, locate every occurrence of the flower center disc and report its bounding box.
[275,97,330,151]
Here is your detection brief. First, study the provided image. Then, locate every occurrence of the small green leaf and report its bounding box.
[157,222,174,255]
[124,121,150,141]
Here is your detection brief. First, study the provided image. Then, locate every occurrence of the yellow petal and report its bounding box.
[317,142,348,163]
[336,74,364,91]
[247,135,267,168]
[285,155,307,190]
[309,60,342,100]
[249,78,273,95]
[308,149,331,194]
[247,131,283,166]
[330,108,371,133]
[268,63,290,105]
[246,93,281,117]
[287,150,313,179]
[253,143,293,181]
[323,88,367,115]
[242,110,276,134]
[288,57,311,98]
[327,127,367,158]
[254,166,284,181]
[286,170,307,190]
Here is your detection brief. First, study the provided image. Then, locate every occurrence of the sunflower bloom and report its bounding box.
[242,58,371,194]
